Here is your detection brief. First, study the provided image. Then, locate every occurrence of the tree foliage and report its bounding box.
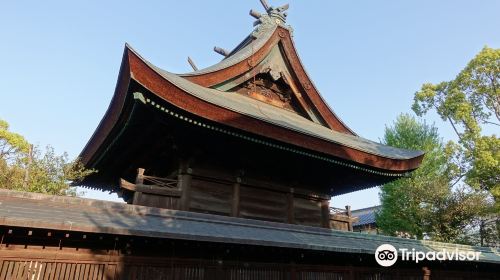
[376,114,490,243]
[412,46,499,206]
[0,120,30,161]
[0,119,94,196]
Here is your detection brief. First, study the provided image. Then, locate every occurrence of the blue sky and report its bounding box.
[1,0,499,208]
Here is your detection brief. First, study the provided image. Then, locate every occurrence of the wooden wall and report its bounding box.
[0,226,497,280]
[239,185,288,223]
[184,170,330,227]
[1,248,496,280]
[293,196,323,227]
[189,178,232,216]
[128,165,350,229]
[133,192,179,209]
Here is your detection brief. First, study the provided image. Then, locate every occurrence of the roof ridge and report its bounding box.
[351,205,381,212]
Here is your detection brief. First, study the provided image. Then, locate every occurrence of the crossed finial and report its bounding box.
[250,0,289,26]
[208,0,291,60]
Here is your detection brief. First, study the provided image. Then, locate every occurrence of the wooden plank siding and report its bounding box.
[1,249,495,280]
[133,192,180,209]
[124,166,347,229]
[0,259,106,280]
[186,174,331,227]
[189,178,232,216]
[293,197,323,227]
[239,185,288,223]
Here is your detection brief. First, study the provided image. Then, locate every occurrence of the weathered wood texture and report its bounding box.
[0,259,106,280]
[293,197,322,227]
[178,173,192,211]
[189,178,232,215]
[239,185,287,223]
[232,181,240,217]
[1,249,496,280]
[329,213,354,232]
[330,220,349,231]
[128,181,353,229]
[133,192,180,209]
[121,177,181,208]
[121,168,355,229]
[187,175,330,226]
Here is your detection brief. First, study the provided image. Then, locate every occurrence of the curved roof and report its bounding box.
[176,19,357,135]
[79,8,424,188]
[142,50,422,161]
[79,43,423,176]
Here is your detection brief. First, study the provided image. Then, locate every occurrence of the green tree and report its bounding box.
[376,114,489,243]
[0,119,30,160]
[0,119,94,196]
[412,46,499,207]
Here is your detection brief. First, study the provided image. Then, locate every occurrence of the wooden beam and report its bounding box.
[187,56,198,71]
[179,174,192,211]
[282,71,324,124]
[120,179,181,197]
[178,162,193,211]
[214,46,230,57]
[249,9,262,19]
[260,0,270,11]
[189,166,330,200]
[422,267,431,280]
[346,205,353,231]
[135,168,145,184]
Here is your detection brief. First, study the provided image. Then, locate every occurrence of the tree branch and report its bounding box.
[483,120,500,127]
[488,75,500,121]
[447,116,464,141]
[450,174,465,188]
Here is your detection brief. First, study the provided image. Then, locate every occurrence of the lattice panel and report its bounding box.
[0,260,106,280]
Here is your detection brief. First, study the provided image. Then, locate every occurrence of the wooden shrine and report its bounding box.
[3,2,497,280]
[78,1,423,231]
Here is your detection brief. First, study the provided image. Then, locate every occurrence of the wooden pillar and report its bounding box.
[287,189,295,224]
[321,200,331,228]
[178,162,192,211]
[132,192,140,205]
[114,262,124,280]
[105,263,118,280]
[135,168,145,184]
[422,267,431,280]
[346,205,353,231]
[232,178,241,217]
[179,173,192,211]
[132,168,145,205]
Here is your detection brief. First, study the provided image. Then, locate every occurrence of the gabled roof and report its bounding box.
[79,3,424,192]
[179,15,356,134]
[80,44,423,174]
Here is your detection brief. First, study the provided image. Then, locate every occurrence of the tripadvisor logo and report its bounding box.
[375,244,398,267]
[375,244,481,267]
